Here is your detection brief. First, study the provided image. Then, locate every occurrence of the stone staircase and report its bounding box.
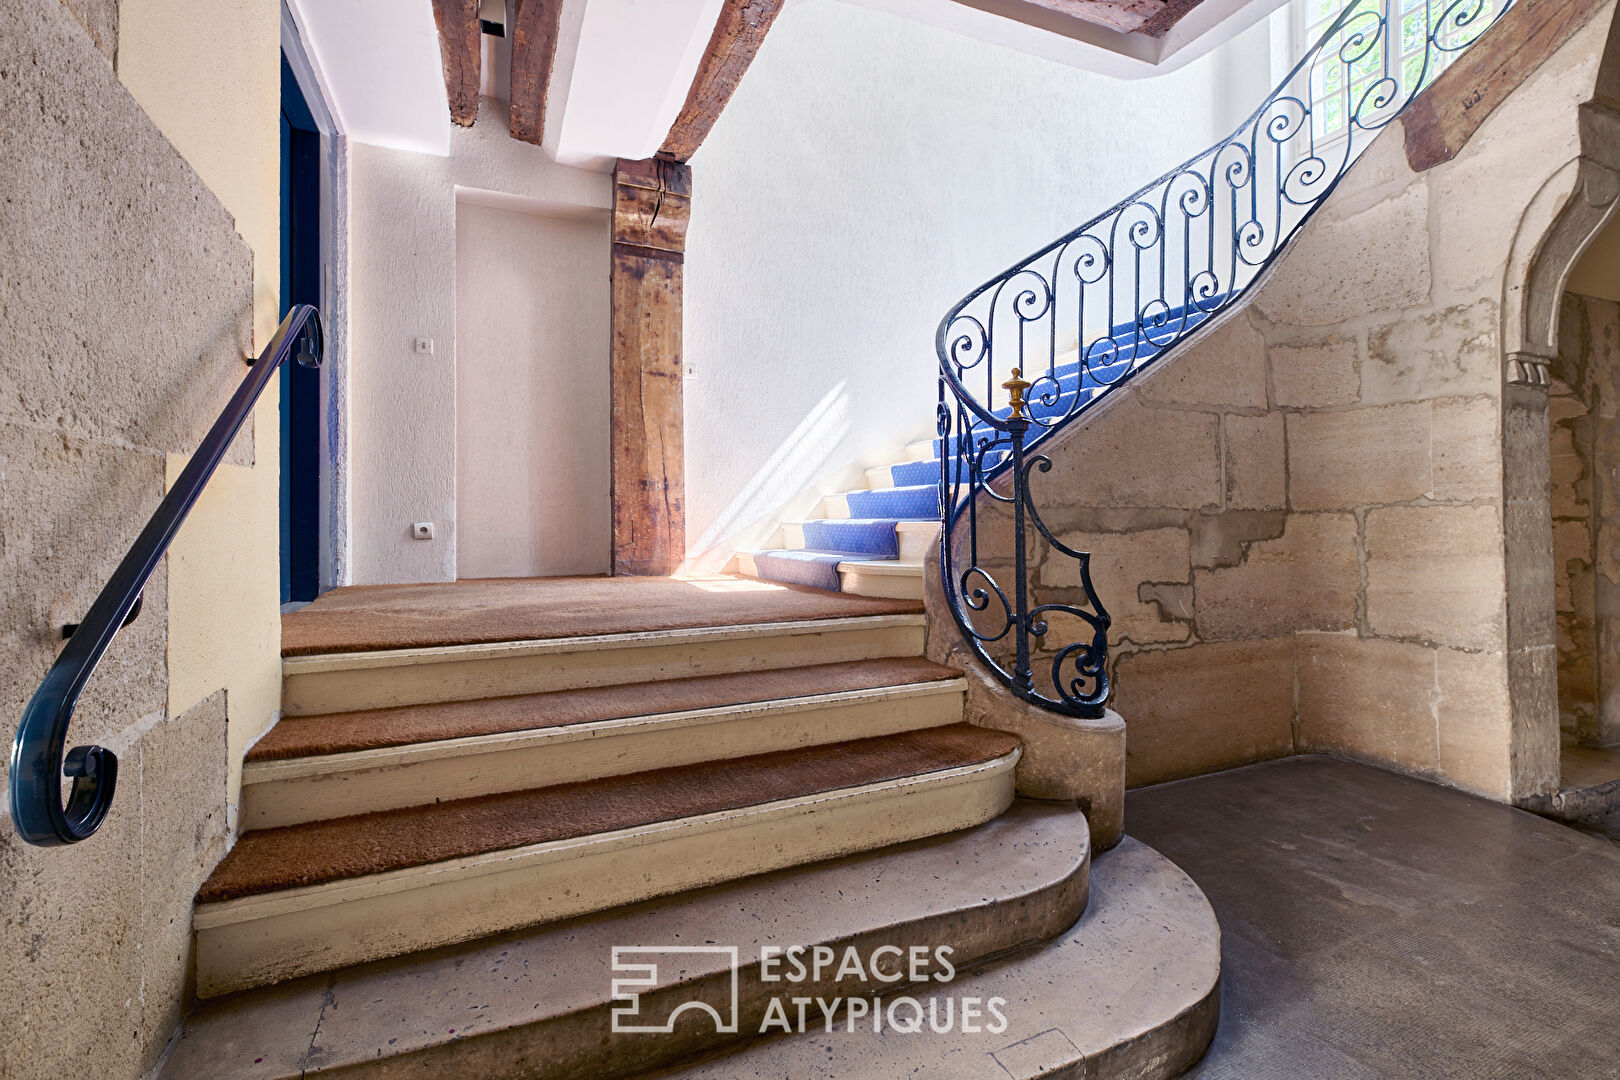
[733,435,945,600]
[732,305,1221,602]
[162,577,1219,1079]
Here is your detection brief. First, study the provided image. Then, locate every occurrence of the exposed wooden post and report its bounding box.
[611,158,691,575]
[431,0,483,127]
[659,0,785,162]
[509,0,563,145]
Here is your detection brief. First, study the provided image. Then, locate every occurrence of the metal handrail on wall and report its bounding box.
[8,305,323,846]
[935,0,1513,718]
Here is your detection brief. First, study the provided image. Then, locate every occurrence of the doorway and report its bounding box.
[280,53,322,602]
[454,199,611,579]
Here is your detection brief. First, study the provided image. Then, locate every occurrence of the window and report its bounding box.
[1299,0,1500,143]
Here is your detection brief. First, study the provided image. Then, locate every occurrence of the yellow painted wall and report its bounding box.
[117,0,284,815]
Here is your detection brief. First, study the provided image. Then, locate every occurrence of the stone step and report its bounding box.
[867,457,941,489]
[777,521,937,564]
[192,724,1021,997]
[162,801,1090,1080]
[657,837,1219,1080]
[734,551,925,600]
[282,613,927,716]
[242,658,965,828]
[835,559,925,601]
[816,484,937,521]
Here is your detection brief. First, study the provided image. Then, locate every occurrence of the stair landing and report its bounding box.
[281,574,923,656]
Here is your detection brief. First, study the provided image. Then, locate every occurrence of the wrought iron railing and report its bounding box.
[9,305,323,846]
[935,0,1511,718]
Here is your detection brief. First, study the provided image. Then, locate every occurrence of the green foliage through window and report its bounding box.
[1303,0,1498,142]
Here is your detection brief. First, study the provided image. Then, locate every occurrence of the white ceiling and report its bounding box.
[285,0,1282,164]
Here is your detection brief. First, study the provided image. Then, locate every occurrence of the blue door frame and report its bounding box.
[280,54,322,603]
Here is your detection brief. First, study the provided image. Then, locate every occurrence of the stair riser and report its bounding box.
[242,682,966,829]
[896,521,939,563]
[820,492,851,518]
[838,566,924,600]
[315,838,1087,1080]
[282,616,925,716]
[194,752,1019,997]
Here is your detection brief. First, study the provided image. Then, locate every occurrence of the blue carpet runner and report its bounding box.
[845,485,937,520]
[743,300,1223,593]
[801,519,902,557]
[750,549,871,592]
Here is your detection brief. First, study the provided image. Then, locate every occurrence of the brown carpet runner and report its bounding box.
[282,575,925,656]
[249,657,961,761]
[199,723,1018,904]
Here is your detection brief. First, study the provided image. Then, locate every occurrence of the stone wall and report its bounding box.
[936,5,1619,803]
[1552,291,1620,746]
[0,1,252,1076]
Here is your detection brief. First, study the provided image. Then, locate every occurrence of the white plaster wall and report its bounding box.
[349,141,459,583]
[683,0,1274,564]
[455,202,612,579]
[347,102,611,584]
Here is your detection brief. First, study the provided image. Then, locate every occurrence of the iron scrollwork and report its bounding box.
[933,0,1512,718]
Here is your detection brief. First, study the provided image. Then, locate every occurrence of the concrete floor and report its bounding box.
[1126,756,1620,1080]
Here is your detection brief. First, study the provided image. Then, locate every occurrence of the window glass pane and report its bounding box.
[1299,0,1483,145]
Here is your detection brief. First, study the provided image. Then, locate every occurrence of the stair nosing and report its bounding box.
[837,560,925,575]
[243,677,969,782]
[165,802,1088,1074]
[281,612,926,672]
[198,746,1021,927]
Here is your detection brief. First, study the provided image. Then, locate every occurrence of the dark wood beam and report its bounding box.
[610,158,691,575]
[509,0,562,145]
[1133,0,1204,38]
[1403,0,1605,172]
[431,0,482,127]
[658,0,785,162]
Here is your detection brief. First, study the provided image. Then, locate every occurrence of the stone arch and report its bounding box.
[1500,23,1620,804]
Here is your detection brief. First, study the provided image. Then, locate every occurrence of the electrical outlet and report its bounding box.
[414,337,434,355]
[412,522,434,540]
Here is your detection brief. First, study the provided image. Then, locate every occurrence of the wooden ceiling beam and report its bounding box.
[658,0,785,163]
[431,0,483,127]
[509,0,563,145]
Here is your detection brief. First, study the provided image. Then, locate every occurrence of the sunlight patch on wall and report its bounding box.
[688,380,853,559]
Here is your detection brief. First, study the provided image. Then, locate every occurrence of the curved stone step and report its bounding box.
[193,724,1021,997]
[242,658,965,828]
[656,836,1220,1080]
[162,801,1090,1080]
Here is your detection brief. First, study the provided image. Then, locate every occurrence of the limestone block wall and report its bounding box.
[1552,291,1620,746]
[941,8,1619,803]
[0,1,251,1076]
